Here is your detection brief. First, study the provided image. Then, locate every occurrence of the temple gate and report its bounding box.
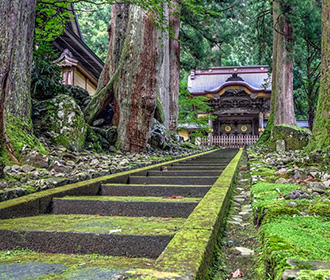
[187,66,272,147]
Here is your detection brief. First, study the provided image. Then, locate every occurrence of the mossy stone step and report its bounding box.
[152,166,224,171]
[0,215,185,258]
[53,196,200,217]
[129,176,218,185]
[174,162,229,166]
[146,170,222,177]
[100,184,210,197]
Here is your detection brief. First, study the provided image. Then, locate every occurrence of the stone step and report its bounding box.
[52,196,200,217]
[0,215,184,258]
[146,170,222,177]
[174,162,229,166]
[129,176,218,185]
[100,184,210,197]
[152,166,224,171]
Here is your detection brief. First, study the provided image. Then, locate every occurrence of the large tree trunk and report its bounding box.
[0,0,39,162]
[309,0,330,150]
[85,4,158,153]
[84,3,130,126]
[114,5,158,152]
[168,1,180,131]
[257,1,296,145]
[272,1,296,126]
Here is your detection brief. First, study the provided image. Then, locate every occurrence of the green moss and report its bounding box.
[251,167,276,177]
[297,270,330,279]
[0,249,154,269]
[269,124,312,151]
[55,196,201,203]
[258,216,330,279]
[0,215,185,236]
[3,115,46,163]
[308,200,330,217]
[154,95,165,124]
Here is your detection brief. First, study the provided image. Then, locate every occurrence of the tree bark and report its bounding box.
[114,5,158,152]
[272,1,296,126]
[85,4,159,153]
[0,0,39,162]
[169,1,180,131]
[258,1,296,144]
[84,3,130,125]
[309,0,330,150]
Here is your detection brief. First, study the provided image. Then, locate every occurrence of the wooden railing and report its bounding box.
[198,135,259,148]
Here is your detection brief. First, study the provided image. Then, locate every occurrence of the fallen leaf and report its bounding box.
[167,196,184,199]
[232,269,242,278]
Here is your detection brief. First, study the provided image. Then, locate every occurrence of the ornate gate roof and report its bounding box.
[188,65,271,99]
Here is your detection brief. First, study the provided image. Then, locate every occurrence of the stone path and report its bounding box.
[0,149,239,279]
[214,152,258,280]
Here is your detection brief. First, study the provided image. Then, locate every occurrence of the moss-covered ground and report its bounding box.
[253,182,330,280]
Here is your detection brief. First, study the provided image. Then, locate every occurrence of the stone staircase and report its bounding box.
[0,148,239,279]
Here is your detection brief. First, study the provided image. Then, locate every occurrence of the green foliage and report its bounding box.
[75,2,111,61]
[35,0,73,44]
[31,43,69,100]
[178,72,213,138]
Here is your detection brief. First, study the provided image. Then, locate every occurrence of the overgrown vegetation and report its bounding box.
[252,182,330,279]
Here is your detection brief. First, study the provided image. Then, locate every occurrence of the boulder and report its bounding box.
[106,127,118,145]
[148,119,166,149]
[33,94,87,152]
[269,125,312,152]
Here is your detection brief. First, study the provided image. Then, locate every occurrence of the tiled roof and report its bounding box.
[188,66,272,94]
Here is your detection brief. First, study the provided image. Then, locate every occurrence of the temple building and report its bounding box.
[52,4,104,95]
[187,66,272,140]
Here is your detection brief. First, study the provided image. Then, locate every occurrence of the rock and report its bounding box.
[90,159,99,166]
[49,161,71,173]
[21,165,35,173]
[106,127,118,145]
[235,247,254,256]
[293,169,308,180]
[288,201,298,207]
[307,181,326,190]
[32,94,87,152]
[92,118,105,127]
[286,190,310,200]
[23,151,49,168]
[269,125,312,152]
[323,180,330,188]
[275,178,288,184]
[276,140,286,152]
[148,119,166,149]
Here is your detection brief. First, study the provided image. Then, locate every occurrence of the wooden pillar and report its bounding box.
[208,114,213,138]
[259,111,264,129]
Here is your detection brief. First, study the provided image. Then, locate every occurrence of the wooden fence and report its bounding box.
[199,135,259,148]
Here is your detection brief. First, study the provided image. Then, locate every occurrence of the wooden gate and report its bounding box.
[199,135,259,148]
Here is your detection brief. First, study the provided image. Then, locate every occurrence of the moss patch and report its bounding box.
[258,216,330,279]
[0,215,185,236]
[55,196,201,203]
